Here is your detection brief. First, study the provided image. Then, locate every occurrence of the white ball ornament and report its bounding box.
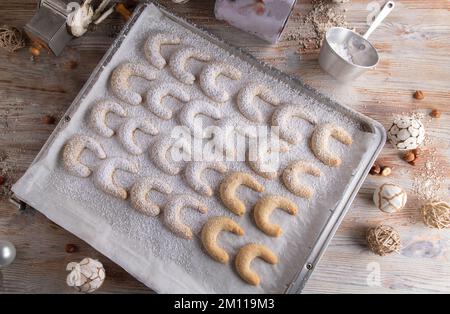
[387,116,425,150]
[373,183,407,213]
[66,258,105,293]
[0,240,16,267]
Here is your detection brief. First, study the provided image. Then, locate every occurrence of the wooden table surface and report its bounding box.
[0,0,449,294]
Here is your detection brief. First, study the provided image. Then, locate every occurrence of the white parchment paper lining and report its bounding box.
[13,4,378,294]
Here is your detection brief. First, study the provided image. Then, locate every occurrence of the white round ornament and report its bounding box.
[387,116,425,150]
[0,240,16,267]
[66,257,105,293]
[373,183,407,213]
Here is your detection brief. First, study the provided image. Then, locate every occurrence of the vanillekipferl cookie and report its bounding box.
[235,243,278,286]
[253,194,298,237]
[201,216,244,263]
[219,172,264,216]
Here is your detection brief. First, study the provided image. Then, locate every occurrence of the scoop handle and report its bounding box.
[363,1,395,40]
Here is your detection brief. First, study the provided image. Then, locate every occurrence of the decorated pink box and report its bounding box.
[214,0,297,44]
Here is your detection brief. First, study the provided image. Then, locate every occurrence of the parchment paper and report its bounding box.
[13,4,380,294]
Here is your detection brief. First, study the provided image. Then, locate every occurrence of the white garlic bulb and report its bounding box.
[66,258,105,293]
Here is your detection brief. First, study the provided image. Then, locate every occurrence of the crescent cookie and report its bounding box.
[117,117,159,155]
[199,61,242,103]
[149,134,191,175]
[93,157,139,200]
[163,194,208,240]
[271,104,316,144]
[206,117,259,159]
[247,141,286,180]
[219,172,264,216]
[235,243,278,286]
[282,160,321,199]
[130,177,172,216]
[144,32,181,69]
[253,195,298,237]
[146,83,191,120]
[62,134,107,177]
[169,46,211,85]
[201,216,244,263]
[237,83,280,123]
[89,100,127,137]
[110,62,157,106]
[178,100,222,138]
[184,161,228,197]
[310,123,353,167]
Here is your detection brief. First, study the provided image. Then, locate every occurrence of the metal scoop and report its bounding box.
[319,1,395,82]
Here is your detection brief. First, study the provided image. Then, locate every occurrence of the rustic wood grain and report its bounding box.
[0,0,449,294]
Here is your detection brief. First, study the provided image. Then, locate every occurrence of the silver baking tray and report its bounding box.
[11,1,386,293]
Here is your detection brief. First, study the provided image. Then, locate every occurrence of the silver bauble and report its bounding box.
[0,240,16,267]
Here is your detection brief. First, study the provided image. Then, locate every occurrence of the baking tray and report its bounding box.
[11,1,386,293]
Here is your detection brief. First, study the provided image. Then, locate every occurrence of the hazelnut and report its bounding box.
[381,167,392,176]
[255,2,266,15]
[413,90,425,100]
[42,115,56,125]
[412,148,421,157]
[430,109,441,118]
[65,243,78,253]
[403,151,416,162]
[369,164,381,175]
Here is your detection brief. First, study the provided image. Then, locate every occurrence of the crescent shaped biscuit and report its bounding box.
[130,177,172,216]
[237,83,280,123]
[178,100,222,138]
[117,117,159,155]
[310,123,353,167]
[144,33,181,69]
[89,100,127,137]
[282,160,321,199]
[271,104,316,144]
[146,83,191,120]
[235,243,278,286]
[149,134,191,175]
[253,195,298,237]
[201,216,244,263]
[93,157,139,200]
[62,135,107,177]
[219,172,264,216]
[206,117,260,159]
[169,46,211,85]
[163,194,208,240]
[199,61,242,103]
[184,161,228,197]
[247,140,287,180]
[110,62,157,106]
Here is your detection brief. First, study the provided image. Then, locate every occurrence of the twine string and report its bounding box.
[0,25,26,53]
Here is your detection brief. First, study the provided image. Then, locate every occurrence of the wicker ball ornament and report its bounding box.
[366,225,401,256]
[387,116,425,150]
[421,200,450,229]
[0,25,25,53]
